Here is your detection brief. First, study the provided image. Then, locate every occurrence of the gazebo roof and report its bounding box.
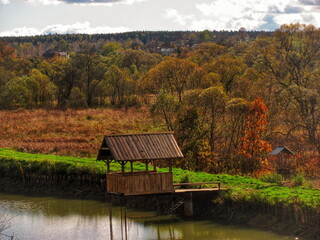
[269,146,294,155]
[97,132,184,161]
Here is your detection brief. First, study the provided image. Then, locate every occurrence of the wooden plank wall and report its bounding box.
[106,172,174,195]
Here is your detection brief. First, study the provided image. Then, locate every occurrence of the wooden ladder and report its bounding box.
[166,200,184,215]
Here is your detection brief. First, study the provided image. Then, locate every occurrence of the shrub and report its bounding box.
[260,173,282,184]
[293,174,304,187]
[179,174,190,189]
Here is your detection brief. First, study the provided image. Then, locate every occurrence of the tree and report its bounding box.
[17,42,37,57]
[254,24,320,153]
[120,49,162,73]
[39,58,75,109]
[220,98,249,170]
[177,107,210,171]
[56,39,69,52]
[101,42,123,57]
[239,97,272,174]
[142,57,205,102]
[205,55,246,92]
[199,30,212,42]
[0,40,15,62]
[0,76,33,109]
[73,45,107,107]
[28,69,57,107]
[66,87,87,108]
[101,65,134,107]
[199,86,228,151]
[150,91,180,131]
[187,42,226,65]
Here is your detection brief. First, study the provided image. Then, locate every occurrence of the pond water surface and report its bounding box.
[0,193,293,240]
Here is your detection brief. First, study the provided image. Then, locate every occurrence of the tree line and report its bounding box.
[2,30,271,56]
[1,23,319,174]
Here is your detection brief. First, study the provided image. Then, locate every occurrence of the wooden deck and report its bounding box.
[174,188,221,193]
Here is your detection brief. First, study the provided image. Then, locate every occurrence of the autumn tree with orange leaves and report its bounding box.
[239,97,272,174]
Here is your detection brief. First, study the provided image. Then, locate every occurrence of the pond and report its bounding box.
[0,193,292,240]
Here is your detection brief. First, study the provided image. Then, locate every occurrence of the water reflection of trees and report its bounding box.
[0,194,286,240]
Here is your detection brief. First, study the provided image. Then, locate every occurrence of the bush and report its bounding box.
[293,174,304,187]
[179,174,190,189]
[260,173,282,184]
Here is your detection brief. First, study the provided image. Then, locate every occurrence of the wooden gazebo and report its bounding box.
[97,132,184,196]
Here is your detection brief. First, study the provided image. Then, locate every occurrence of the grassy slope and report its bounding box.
[1,148,319,208]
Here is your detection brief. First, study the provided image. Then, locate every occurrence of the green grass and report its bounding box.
[0,148,320,209]
[0,148,147,176]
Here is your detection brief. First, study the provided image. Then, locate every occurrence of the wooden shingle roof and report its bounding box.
[97,132,184,161]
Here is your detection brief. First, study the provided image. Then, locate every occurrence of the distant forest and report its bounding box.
[2,30,272,57]
[1,24,320,174]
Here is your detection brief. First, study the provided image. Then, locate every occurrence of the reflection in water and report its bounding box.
[0,193,289,240]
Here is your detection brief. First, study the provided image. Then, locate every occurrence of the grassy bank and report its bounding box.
[1,148,319,239]
[1,148,319,208]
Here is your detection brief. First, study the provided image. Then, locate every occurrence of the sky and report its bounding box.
[0,0,320,36]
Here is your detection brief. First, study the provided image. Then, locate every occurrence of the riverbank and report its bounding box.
[1,148,320,240]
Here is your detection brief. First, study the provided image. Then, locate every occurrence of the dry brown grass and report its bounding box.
[0,107,163,157]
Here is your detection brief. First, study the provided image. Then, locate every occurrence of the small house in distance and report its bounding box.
[97,132,184,196]
[269,146,294,177]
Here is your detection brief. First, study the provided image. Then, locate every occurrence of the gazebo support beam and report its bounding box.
[107,160,111,173]
[120,161,127,173]
[169,159,172,173]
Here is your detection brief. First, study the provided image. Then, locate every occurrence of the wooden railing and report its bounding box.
[173,182,220,190]
[106,172,174,196]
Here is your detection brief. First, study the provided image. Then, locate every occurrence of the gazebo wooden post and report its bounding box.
[121,161,126,173]
[107,160,111,173]
[169,158,172,173]
[153,160,156,171]
[146,160,149,172]
[130,161,133,173]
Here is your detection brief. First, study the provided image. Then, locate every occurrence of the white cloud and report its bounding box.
[274,12,320,26]
[0,22,132,37]
[123,0,146,4]
[2,0,146,5]
[193,0,298,30]
[164,8,194,26]
[0,27,40,37]
[178,0,320,31]
[25,0,61,5]
[70,0,147,7]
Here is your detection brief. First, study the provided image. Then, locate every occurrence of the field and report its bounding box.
[0,108,163,157]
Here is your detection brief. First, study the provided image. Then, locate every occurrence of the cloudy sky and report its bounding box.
[1,0,320,36]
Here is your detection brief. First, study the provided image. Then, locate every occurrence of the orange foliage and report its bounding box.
[239,97,272,174]
[0,40,15,62]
